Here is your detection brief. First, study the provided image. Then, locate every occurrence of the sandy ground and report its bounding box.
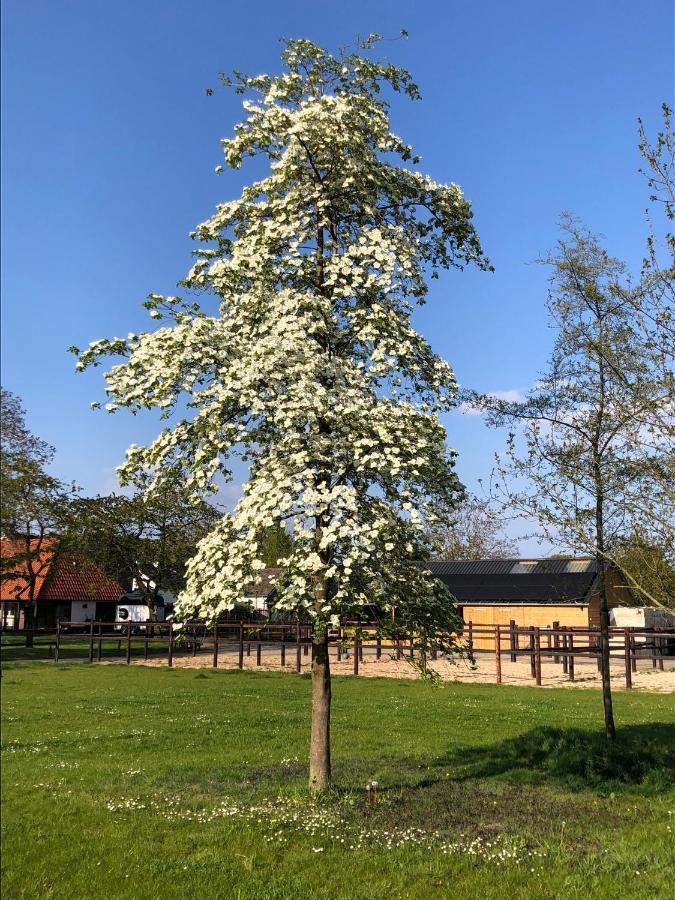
[128,644,675,692]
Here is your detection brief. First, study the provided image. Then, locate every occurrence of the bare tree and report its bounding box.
[425,496,517,559]
[468,217,671,740]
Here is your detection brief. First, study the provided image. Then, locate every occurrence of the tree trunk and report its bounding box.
[308,627,331,793]
[596,557,616,739]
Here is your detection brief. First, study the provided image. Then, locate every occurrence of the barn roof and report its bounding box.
[0,538,123,603]
[0,537,56,601]
[40,553,124,602]
[424,558,598,605]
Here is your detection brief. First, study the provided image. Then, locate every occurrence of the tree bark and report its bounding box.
[308,627,332,793]
[592,306,617,742]
[596,555,616,739]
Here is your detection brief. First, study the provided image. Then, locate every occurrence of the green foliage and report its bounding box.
[0,388,77,604]
[611,532,675,609]
[259,524,294,566]
[74,475,220,608]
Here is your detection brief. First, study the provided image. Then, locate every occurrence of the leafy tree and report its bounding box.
[0,389,76,639]
[75,475,220,618]
[611,531,675,610]
[425,495,518,559]
[259,524,294,567]
[73,35,489,790]
[1,388,53,467]
[469,217,670,740]
[630,104,675,546]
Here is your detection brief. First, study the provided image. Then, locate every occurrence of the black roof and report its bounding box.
[424,559,598,605]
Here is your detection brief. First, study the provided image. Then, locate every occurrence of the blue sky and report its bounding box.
[2,0,673,550]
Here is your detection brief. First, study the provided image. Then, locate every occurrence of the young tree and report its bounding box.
[73,36,489,790]
[75,476,221,618]
[630,105,675,546]
[469,217,669,740]
[425,495,518,559]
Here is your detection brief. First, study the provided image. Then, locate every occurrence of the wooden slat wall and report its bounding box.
[463,605,589,649]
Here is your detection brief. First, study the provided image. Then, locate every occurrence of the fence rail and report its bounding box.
[2,620,674,689]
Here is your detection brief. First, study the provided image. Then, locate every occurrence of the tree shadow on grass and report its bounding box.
[333,724,675,839]
[388,723,675,795]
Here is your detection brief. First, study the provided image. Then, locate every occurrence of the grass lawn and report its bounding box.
[0,639,169,663]
[1,663,674,899]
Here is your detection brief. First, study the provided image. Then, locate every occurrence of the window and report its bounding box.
[565,560,593,573]
[510,561,538,574]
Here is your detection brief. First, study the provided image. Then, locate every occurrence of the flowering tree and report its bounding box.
[73,35,489,791]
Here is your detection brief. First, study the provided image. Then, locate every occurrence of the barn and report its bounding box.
[425,557,634,647]
[0,537,123,629]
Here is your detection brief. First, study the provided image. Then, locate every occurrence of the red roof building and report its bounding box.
[1,537,123,629]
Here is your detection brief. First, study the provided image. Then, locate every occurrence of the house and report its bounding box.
[425,557,634,647]
[0,537,124,629]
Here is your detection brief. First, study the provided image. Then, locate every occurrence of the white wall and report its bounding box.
[70,601,96,622]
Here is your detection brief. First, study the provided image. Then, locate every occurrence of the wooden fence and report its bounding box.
[9,619,669,690]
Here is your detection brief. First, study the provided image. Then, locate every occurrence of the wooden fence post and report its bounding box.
[55,620,60,664]
[213,625,219,668]
[238,622,244,670]
[88,619,95,663]
[624,629,632,689]
[658,631,665,671]
[529,628,536,679]
[144,624,149,661]
[510,619,517,662]
[192,624,198,657]
[535,627,542,686]
[552,621,560,664]
[396,634,402,660]
[126,622,132,664]
[495,625,502,684]
[562,632,569,675]
[168,623,174,667]
[256,641,262,666]
[468,620,473,654]
[353,636,359,675]
[97,623,103,662]
[568,633,575,681]
[296,622,301,672]
[280,641,286,667]
[630,632,637,673]
[376,635,381,660]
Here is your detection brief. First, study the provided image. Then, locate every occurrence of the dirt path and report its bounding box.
[126,645,675,692]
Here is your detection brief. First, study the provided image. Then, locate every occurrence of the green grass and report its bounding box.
[2,664,674,899]
[0,639,170,662]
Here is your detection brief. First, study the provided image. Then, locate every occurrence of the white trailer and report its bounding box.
[115,593,167,630]
[609,607,675,629]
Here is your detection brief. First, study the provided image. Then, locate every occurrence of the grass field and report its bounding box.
[1,663,674,899]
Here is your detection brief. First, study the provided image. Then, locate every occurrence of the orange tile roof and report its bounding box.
[40,553,123,601]
[0,536,55,601]
[0,538,123,603]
